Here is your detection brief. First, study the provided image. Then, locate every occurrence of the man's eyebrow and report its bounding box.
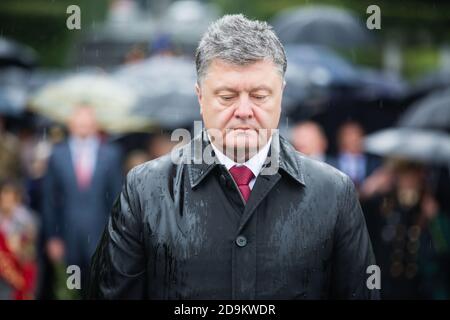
[251,85,272,93]
[213,85,273,94]
[213,86,238,94]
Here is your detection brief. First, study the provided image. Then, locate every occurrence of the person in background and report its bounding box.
[362,160,450,299]
[335,121,380,189]
[123,150,148,174]
[291,121,333,164]
[149,33,177,57]
[42,105,123,298]
[147,132,179,160]
[0,117,22,182]
[0,180,37,299]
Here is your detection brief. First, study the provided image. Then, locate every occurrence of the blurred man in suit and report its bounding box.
[336,121,380,189]
[291,121,333,164]
[42,106,122,297]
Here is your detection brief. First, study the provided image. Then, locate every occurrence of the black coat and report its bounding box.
[88,131,379,299]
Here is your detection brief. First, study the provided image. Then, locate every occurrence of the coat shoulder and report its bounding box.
[294,150,352,191]
[126,153,177,191]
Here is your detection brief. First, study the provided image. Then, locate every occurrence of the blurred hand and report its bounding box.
[360,167,394,200]
[422,193,439,220]
[46,238,65,263]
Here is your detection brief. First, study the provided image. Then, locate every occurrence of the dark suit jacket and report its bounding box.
[328,153,381,185]
[42,139,123,266]
[89,131,379,299]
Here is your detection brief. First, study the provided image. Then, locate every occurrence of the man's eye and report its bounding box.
[220,96,235,101]
[252,95,267,100]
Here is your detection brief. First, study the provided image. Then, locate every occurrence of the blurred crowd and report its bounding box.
[1,107,449,300]
[0,108,177,299]
[291,120,450,299]
[1,0,450,301]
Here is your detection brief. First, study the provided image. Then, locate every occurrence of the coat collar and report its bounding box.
[184,129,306,189]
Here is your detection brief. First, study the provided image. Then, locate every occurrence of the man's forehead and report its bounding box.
[207,58,277,73]
[204,58,282,90]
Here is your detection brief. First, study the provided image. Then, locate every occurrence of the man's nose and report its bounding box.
[234,94,253,119]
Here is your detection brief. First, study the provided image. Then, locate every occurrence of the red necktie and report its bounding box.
[75,145,92,190]
[229,165,254,203]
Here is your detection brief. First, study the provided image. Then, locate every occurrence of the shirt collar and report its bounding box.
[185,129,305,189]
[69,135,100,149]
[208,134,272,178]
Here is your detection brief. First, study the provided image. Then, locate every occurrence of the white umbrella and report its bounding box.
[364,128,450,165]
[28,72,154,133]
[114,56,200,129]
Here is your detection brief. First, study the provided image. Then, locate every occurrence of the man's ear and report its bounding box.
[195,82,203,115]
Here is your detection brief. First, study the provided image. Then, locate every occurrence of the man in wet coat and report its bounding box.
[88,14,379,300]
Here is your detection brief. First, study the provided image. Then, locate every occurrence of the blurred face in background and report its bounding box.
[68,106,99,139]
[395,165,425,208]
[148,134,178,159]
[292,121,328,157]
[337,122,365,155]
[0,185,20,215]
[196,59,284,162]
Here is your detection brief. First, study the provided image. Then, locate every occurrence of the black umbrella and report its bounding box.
[284,45,406,118]
[398,88,450,132]
[282,44,406,154]
[0,67,30,116]
[272,5,374,48]
[364,128,450,165]
[114,56,200,130]
[0,37,38,69]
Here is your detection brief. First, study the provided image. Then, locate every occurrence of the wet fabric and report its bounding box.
[88,130,379,300]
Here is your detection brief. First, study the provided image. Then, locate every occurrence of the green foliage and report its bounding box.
[211,0,450,79]
[403,47,440,80]
[52,262,81,300]
[1,0,448,77]
[0,0,110,67]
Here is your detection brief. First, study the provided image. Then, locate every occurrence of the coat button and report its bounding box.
[219,174,227,186]
[235,235,247,247]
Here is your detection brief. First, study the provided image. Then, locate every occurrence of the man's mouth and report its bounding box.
[231,127,255,131]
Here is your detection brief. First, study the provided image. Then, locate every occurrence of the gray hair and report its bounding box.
[195,14,287,84]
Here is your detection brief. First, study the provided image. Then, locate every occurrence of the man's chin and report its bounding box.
[222,138,258,161]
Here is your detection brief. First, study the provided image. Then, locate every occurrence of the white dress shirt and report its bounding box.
[69,136,100,178]
[208,135,272,190]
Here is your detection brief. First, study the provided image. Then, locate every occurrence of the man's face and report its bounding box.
[338,123,364,154]
[68,107,98,139]
[292,124,327,157]
[196,59,284,161]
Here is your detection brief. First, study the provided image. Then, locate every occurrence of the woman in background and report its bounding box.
[0,180,38,299]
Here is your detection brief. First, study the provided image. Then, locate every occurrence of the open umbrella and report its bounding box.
[28,72,154,133]
[0,37,38,69]
[271,5,374,48]
[398,88,450,132]
[283,44,407,146]
[114,56,200,130]
[159,0,220,54]
[364,128,450,165]
[0,67,30,116]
